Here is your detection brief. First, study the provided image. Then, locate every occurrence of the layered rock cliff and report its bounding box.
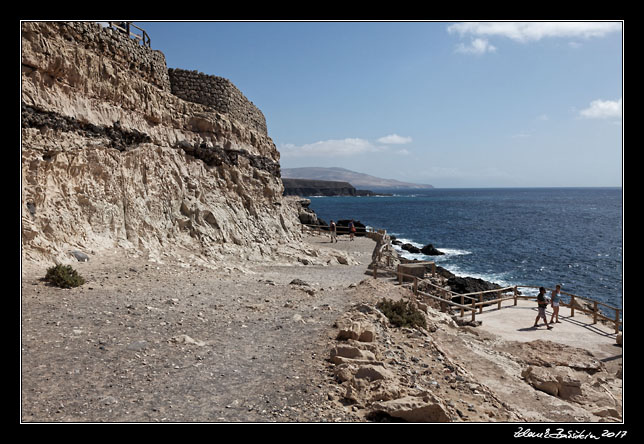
[21,21,305,265]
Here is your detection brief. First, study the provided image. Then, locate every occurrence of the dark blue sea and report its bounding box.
[307,188,623,309]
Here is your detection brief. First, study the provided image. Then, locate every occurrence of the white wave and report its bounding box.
[437,248,472,256]
[394,238,424,248]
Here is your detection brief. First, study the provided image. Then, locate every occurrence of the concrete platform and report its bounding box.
[472,299,621,360]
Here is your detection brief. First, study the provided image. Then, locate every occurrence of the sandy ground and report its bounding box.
[21,234,377,422]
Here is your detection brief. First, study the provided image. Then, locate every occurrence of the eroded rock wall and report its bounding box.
[21,21,301,264]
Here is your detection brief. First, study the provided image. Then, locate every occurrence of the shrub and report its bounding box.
[45,264,85,288]
[376,298,426,329]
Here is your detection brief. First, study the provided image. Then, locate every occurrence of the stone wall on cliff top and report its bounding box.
[21,21,304,265]
[168,68,268,136]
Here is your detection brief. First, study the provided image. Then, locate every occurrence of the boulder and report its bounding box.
[420,244,444,256]
[335,312,377,342]
[330,345,376,364]
[446,276,502,296]
[355,364,394,382]
[370,395,452,422]
[401,243,421,254]
[521,366,582,400]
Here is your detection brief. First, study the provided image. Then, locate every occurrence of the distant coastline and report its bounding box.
[282,178,392,197]
[282,167,433,190]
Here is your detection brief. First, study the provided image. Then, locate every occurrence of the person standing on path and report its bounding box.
[329,220,338,243]
[550,284,562,324]
[349,220,356,241]
[534,287,553,329]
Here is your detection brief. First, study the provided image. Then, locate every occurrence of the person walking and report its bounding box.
[349,220,356,241]
[329,220,337,243]
[534,287,553,329]
[550,284,562,324]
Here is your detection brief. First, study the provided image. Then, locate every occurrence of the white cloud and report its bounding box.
[579,98,622,120]
[377,134,413,144]
[447,22,621,43]
[454,38,497,55]
[279,138,386,158]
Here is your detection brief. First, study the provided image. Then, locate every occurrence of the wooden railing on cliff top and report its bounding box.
[108,22,151,48]
[300,222,622,334]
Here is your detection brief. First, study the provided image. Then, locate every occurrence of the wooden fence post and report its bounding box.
[593,301,598,324]
[570,295,575,317]
[460,295,464,318]
[514,286,518,306]
[614,309,620,334]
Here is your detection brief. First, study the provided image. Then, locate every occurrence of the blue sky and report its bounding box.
[138,21,622,188]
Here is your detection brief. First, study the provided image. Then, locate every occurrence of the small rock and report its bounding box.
[170,334,206,347]
[71,250,89,262]
[127,341,148,351]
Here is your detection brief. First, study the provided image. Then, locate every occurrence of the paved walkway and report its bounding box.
[473,299,621,360]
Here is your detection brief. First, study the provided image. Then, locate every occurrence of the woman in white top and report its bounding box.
[550,284,562,324]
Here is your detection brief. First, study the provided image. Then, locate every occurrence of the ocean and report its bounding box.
[306,187,623,310]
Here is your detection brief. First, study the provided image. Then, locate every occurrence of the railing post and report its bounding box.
[471,299,476,322]
[514,286,518,306]
[615,309,620,334]
[593,301,598,324]
[570,295,575,317]
[479,293,483,314]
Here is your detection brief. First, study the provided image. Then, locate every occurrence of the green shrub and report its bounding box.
[376,298,426,329]
[45,264,85,288]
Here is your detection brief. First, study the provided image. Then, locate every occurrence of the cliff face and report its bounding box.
[21,22,302,265]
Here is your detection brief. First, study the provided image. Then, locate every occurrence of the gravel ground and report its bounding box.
[21,234,377,422]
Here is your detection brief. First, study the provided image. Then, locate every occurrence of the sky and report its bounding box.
[137,21,623,188]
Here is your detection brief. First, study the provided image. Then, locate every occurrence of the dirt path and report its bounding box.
[21,235,375,422]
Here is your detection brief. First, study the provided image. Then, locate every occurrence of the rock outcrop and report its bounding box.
[21,22,304,265]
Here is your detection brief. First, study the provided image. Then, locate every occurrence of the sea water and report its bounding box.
[307,188,623,309]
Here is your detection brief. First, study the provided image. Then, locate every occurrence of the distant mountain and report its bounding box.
[281,167,434,190]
